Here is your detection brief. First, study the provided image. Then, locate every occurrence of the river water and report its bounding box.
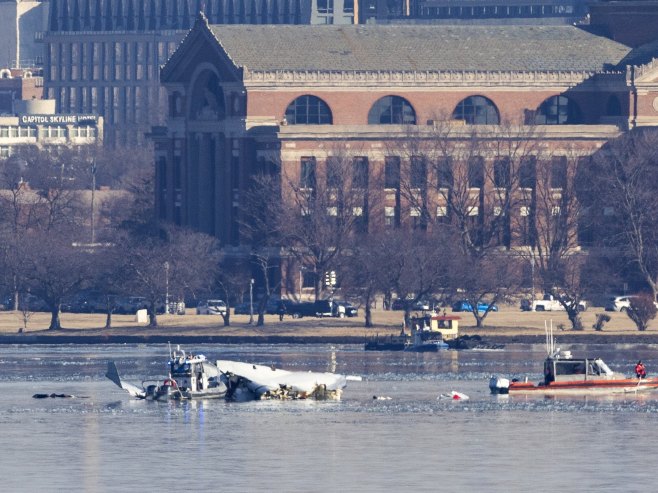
[1,342,658,492]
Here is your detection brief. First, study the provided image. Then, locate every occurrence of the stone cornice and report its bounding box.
[243,69,622,88]
[630,58,658,84]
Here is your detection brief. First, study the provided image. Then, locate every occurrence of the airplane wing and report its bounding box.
[105,361,146,399]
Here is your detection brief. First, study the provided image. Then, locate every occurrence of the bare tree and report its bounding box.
[120,226,220,327]
[585,130,658,301]
[626,294,657,331]
[386,121,535,326]
[243,146,380,303]
[19,228,95,330]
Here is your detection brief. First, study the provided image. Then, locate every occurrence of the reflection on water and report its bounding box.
[1,343,658,492]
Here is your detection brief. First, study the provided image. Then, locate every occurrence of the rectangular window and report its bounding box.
[519,157,536,189]
[437,158,453,188]
[411,156,427,189]
[468,157,484,188]
[300,157,316,189]
[551,156,567,189]
[384,156,400,189]
[385,205,399,227]
[317,0,334,13]
[343,0,354,12]
[326,156,342,188]
[352,157,368,189]
[494,158,511,188]
[302,271,315,288]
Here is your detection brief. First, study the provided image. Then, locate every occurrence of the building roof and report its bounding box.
[207,24,631,73]
[619,39,658,67]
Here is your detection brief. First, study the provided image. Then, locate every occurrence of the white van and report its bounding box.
[196,299,227,315]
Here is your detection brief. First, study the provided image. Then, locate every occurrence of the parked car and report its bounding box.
[333,301,358,318]
[452,300,498,313]
[315,299,334,317]
[391,299,432,311]
[116,296,150,314]
[529,294,586,312]
[605,295,658,312]
[605,295,636,312]
[196,299,227,315]
[233,302,253,315]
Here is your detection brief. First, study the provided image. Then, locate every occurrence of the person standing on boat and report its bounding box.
[635,361,647,379]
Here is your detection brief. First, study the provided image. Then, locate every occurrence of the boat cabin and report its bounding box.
[543,353,616,385]
[169,351,214,392]
[409,314,460,340]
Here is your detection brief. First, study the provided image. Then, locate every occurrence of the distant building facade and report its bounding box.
[0,0,48,69]
[150,19,658,293]
[42,0,357,146]
[0,67,45,115]
[0,98,102,158]
[359,0,588,25]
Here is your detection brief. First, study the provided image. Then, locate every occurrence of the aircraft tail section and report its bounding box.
[105,361,146,398]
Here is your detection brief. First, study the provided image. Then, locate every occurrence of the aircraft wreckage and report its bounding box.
[106,346,361,401]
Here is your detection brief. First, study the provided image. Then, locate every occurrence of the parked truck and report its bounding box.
[522,294,587,312]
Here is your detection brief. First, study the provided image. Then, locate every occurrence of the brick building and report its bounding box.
[152,17,658,292]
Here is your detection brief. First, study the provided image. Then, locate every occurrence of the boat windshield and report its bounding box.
[171,361,191,376]
[554,360,587,376]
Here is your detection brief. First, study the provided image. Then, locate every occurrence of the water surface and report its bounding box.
[1,343,657,492]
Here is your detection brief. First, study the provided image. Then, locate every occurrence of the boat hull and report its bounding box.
[505,378,658,395]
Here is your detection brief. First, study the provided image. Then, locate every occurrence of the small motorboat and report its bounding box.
[365,314,458,352]
[489,324,658,395]
[106,346,227,400]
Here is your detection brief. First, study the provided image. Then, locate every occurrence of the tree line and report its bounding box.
[0,126,656,331]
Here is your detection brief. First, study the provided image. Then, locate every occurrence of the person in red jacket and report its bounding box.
[635,361,647,379]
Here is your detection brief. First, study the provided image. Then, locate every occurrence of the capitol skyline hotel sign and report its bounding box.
[19,114,98,126]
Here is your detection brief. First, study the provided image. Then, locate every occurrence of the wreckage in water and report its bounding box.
[216,360,361,401]
[106,346,361,401]
[106,347,227,400]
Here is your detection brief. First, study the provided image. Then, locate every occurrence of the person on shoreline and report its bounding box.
[635,360,647,379]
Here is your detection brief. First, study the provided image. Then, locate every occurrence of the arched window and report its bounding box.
[534,95,582,125]
[452,96,500,125]
[606,95,622,116]
[368,96,416,124]
[285,95,332,124]
[189,70,225,120]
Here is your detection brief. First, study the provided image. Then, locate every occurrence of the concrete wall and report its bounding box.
[0,1,48,68]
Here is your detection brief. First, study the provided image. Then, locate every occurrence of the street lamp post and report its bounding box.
[164,261,170,315]
[249,279,255,324]
[530,248,535,303]
[90,159,96,244]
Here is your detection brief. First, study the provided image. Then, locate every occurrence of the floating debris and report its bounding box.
[439,391,470,401]
[33,393,77,399]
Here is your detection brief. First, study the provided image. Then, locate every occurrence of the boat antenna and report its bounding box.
[545,320,556,357]
[168,341,172,359]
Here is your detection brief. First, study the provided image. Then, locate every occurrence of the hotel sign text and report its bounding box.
[19,115,98,125]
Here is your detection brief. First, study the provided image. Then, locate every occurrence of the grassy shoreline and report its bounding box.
[1,306,657,345]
